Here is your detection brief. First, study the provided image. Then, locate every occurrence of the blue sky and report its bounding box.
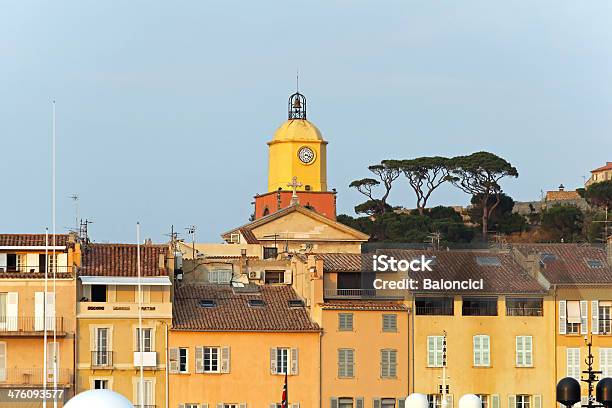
[1,1,611,242]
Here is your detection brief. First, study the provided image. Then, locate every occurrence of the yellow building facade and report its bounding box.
[76,243,172,408]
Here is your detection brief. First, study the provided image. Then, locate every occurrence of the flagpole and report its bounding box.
[137,222,144,408]
[52,100,58,408]
[43,228,48,408]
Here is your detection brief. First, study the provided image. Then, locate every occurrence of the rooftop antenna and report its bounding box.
[296,67,299,93]
[186,225,196,259]
[69,194,79,233]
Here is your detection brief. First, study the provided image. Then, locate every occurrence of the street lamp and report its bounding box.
[557,336,612,408]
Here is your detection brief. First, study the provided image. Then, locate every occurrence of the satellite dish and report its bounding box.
[459,394,482,408]
[406,393,429,408]
[64,389,133,408]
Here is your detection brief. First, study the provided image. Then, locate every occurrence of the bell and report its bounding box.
[292,97,302,109]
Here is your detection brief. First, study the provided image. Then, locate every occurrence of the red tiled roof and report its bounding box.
[315,253,373,272]
[513,244,612,285]
[0,272,73,279]
[0,234,69,247]
[321,300,408,311]
[592,162,612,173]
[239,228,260,244]
[80,243,168,277]
[545,191,581,201]
[172,284,320,332]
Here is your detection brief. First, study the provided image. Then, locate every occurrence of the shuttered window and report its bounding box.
[338,348,355,378]
[601,348,612,377]
[380,349,397,378]
[427,336,444,367]
[516,336,533,367]
[473,335,490,367]
[567,348,580,380]
[382,314,397,332]
[339,313,353,331]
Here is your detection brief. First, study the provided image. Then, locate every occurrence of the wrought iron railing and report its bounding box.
[416,306,454,316]
[0,317,65,334]
[0,265,73,274]
[324,288,377,298]
[0,368,72,385]
[506,307,543,317]
[91,351,113,368]
[462,306,498,316]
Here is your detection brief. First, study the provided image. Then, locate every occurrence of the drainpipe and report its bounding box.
[319,330,323,408]
[165,322,169,408]
[411,297,415,392]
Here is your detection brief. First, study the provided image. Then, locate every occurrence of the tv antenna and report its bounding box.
[68,194,79,233]
[185,225,196,259]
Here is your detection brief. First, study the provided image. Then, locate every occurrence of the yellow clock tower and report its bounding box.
[267,91,328,192]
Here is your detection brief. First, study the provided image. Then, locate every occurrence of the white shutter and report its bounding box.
[373,399,381,408]
[202,403,208,408]
[290,404,300,408]
[567,348,580,380]
[483,336,490,366]
[331,398,338,408]
[6,292,18,331]
[428,336,435,366]
[35,292,45,331]
[0,342,6,381]
[508,395,516,408]
[57,253,68,272]
[284,270,292,284]
[195,346,203,373]
[169,348,179,373]
[445,395,453,408]
[290,348,298,375]
[221,346,230,373]
[270,348,277,374]
[491,395,500,408]
[516,336,523,366]
[239,403,247,408]
[593,301,599,334]
[356,398,364,408]
[581,300,589,334]
[533,395,542,408]
[26,253,39,272]
[0,253,6,271]
[46,293,55,330]
[217,404,223,408]
[525,336,533,366]
[473,336,481,366]
[560,300,567,334]
[601,348,612,377]
[47,342,59,382]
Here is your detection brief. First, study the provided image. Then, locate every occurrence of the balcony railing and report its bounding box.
[324,288,377,299]
[0,368,72,386]
[0,265,73,274]
[0,317,65,336]
[462,306,498,316]
[506,307,543,317]
[133,405,156,408]
[416,306,454,316]
[91,351,113,368]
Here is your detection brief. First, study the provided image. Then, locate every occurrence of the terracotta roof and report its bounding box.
[513,244,612,285]
[0,234,69,247]
[545,191,581,201]
[172,284,321,332]
[591,162,612,173]
[321,300,408,311]
[80,243,168,277]
[315,253,373,272]
[0,272,73,279]
[239,228,260,244]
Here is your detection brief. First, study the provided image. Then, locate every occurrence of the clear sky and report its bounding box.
[1,1,611,243]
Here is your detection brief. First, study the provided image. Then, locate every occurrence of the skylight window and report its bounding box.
[540,253,557,262]
[248,299,265,307]
[288,299,305,308]
[198,299,215,308]
[586,259,604,269]
[476,256,502,266]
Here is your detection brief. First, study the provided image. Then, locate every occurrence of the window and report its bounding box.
[476,256,501,266]
[275,348,288,374]
[135,378,153,406]
[204,347,219,373]
[600,304,611,334]
[382,314,397,332]
[587,259,604,269]
[338,313,353,331]
[380,349,397,378]
[135,328,152,352]
[263,247,278,260]
[179,348,188,373]
[338,348,355,378]
[427,395,442,408]
[567,348,580,380]
[381,399,396,408]
[516,336,533,367]
[93,379,108,389]
[209,269,232,284]
[506,298,543,317]
[93,327,110,367]
[473,335,490,367]
[339,398,354,408]
[600,348,612,377]
[185,404,199,408]
[416,297,454,316]
[427,336,444,367]
[463,297,497,316]
[516,395,530,408]
[265,270,284,284]
[477,395,488,408]
[91,285,107,302]
[562,300,587,334]
[224,404,237,408]
[0,293,6,324]
[198,299,215,308]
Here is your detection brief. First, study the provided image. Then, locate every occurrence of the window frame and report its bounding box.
[204,346,220,373]
[179,347,189,373]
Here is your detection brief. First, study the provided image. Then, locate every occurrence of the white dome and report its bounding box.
[406,393,429,408]
[459,394,482,408]
[65,390,133,408]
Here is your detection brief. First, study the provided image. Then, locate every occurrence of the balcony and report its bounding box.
[506,307,543,317]
[0,317,66,337]
[0,265,73,275]
[91,351,113,369]
[416,306,454,316]
[133,351,157,368]
[324,288,376,299]
[0,368,72,387]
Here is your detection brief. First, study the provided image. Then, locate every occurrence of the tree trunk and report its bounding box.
[418,206,425,216]
[482,206,489,242]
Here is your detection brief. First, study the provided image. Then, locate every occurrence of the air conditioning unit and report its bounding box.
[133,351,157,367]
[249,270,262,280]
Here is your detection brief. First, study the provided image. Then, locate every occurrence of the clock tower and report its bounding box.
[267,91,328,192]
[253,91,337,220]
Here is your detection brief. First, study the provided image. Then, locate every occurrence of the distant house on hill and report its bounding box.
[542,184,589,210]
[586,161,612,186]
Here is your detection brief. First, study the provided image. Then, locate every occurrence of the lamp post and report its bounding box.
[557,336,612,408]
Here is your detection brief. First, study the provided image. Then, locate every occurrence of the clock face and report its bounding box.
[298,146,315,164]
